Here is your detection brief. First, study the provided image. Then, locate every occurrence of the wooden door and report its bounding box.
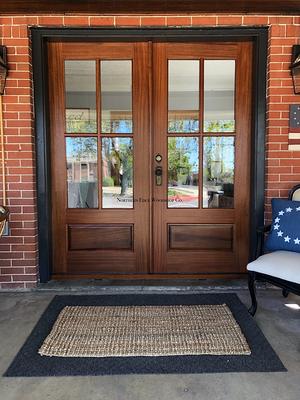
[48,40,253,278]
[48,42,151,275]
[152,42,252,274]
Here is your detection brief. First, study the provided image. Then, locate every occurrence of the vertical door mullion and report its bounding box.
[97,60,102,209]
[199,58,204,208]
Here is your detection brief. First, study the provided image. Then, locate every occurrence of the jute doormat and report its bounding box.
[39,304,251,357]
[4,294,286,376]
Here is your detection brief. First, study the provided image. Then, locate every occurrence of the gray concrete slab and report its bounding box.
[0,288,299,400]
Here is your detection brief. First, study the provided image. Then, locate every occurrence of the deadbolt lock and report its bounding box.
[155,166,163,186]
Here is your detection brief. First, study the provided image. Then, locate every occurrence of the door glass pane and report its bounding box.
[168,137,199,208]
[101,61,133,134]
[203,137,234,208]
[65,61,97,133]
[66,137,98,208]
[204,60,235,132]
[102,138,133,208]
[168,60,199,133]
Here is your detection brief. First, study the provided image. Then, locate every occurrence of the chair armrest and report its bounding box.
[257,224,271,234]
[255,224,272,259]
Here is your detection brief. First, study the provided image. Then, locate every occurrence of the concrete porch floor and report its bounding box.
[0,285,299,400]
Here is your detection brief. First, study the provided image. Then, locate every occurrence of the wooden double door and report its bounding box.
[48,40,253,278]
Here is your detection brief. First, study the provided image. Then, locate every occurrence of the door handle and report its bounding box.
[155,166,163,186]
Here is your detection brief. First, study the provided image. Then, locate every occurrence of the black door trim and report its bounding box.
[31,27,268,282]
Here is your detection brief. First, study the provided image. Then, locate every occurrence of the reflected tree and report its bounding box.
[102,138,133,196]
[168,137,198,183]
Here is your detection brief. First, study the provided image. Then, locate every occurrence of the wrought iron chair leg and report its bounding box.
[282,288,289,298]
[248,272,257,316]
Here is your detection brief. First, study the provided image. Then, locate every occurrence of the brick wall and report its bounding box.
[0,14,299,289]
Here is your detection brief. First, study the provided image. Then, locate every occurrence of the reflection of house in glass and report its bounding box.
[66,137,98,208]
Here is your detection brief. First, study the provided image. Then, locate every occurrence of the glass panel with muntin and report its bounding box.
[102,137,133,208]
[203,136,235,208]
[204,60,235,133]
[168,60,200,133]
[168,137,199,208]
[66,137,98,208]
[101,61,133,134]
[65,60,97,133]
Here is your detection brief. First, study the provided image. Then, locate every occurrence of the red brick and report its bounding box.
[218,16,243,25]
[270,38,295,46]
[12,259,37,267]
[11,244,37,252]
[90,16,115,26]
[25,282,37,289]
[267,166,292,174]
[269,46,283,55]
[270,25,286,37]
[0,259,12,267]
[280,174,300,182]
[167,17,191,26]
[141,17,166,26]
[1,267,25,275]
[64,16,89,26]
[38,16,64,25]
[286,25,300,38]
[269,16,294,24]
[0,245,11,252]
[12,16,38,25]
[269,54,291,63]
[1,282,25,289]
[243,16,268,25]
[2,26,12,38]
[192,16,217,25]
[3,38,29,47]
[0,252,23,259]
[0,17,12,24]
[24,267,38,274]
[115,17,140,26]
[0,276,12,282]
[12,274,37,282]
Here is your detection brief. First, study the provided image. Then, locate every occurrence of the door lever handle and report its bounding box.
[155,166,163,186]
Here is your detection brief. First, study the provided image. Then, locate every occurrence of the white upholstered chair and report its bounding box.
[247,184,300,315]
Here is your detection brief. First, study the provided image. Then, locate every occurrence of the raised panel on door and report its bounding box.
[48,42,151,275]
[152,42,252,274]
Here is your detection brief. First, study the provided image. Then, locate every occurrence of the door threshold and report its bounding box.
[37,278,266,293]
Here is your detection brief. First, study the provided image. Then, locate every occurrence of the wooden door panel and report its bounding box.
[168,224,233,250]
[166,252,236,273]
[48,42,150,275]
[152,42,252,274]
[68,224,133,250]
[67,251,136,274]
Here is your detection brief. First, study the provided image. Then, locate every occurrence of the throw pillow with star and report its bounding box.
[265,198,300,253]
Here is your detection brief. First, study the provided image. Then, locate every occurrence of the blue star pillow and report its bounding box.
[265,198,300,253]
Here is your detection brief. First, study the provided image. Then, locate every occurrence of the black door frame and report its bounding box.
[31,27,268,283]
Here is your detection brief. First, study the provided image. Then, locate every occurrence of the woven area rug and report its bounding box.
[4,294,286,376]
[39,304,251,357]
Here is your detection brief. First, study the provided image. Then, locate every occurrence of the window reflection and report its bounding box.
[204,60,235,132]
[203,137,235,208]
[168,137,199,208]
[66,137,98,208]
[101,61,133,134]
[168,60,200,133]
[65,61,97,133]
[102,138,133,208]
